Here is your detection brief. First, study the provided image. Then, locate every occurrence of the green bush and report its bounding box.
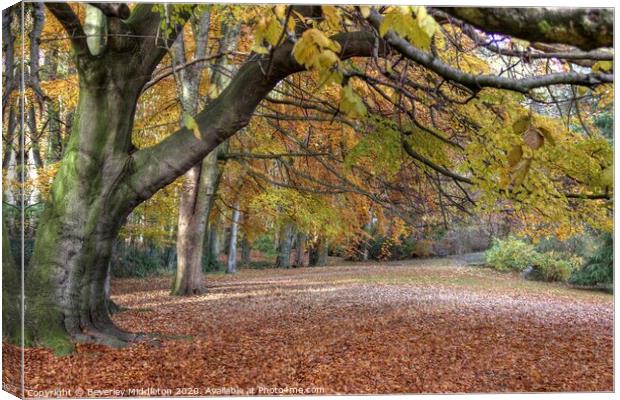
[253,234,277,257]
[485,237,538,271]
[533,251,581,282]
[486,237,582,282]
[111,241,176,278]
[569,233,613,286]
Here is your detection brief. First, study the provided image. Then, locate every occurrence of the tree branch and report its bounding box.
[441,7,613,51]
[125,4,194,76]
[220,152,330,160]
[88,3,130,19]
[128,31,385,201]
[367,11,613,94]
[45,3,89,56]
[402,139,473,185]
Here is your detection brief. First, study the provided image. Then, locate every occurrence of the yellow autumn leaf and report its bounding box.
[321,5,340,30]
[274,4,286,20]
[292,28,341,70]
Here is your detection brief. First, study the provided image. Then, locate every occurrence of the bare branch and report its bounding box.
[402,139,473,185]
[220,152,330,160]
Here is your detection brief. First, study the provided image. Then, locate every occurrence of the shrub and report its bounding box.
[486,237,582,282]
[485,237,538,271]
[569,233,613,286]
[253,234,277,257]
[533,251,581,282]
[111,241,176,278]
[412,239,434,258]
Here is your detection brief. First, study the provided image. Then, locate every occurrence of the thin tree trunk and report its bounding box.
[173,14,242,293]
[361,213,373,261]
[27,103,44,169]
[173,161,211,295]
[2,7,16,113]
[3,104,17,168]
[204,213,219,269]
[226,203,241,274]
[240,236,251,266]
[46,102,63,162]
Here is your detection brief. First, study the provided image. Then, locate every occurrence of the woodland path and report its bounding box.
[5,258,612,395]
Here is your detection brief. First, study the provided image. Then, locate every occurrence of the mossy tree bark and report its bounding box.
[24,3,182,350]
[25,65,147,350]
[2,221,21,342]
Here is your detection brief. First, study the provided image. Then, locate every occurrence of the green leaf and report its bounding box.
[592,60,613,73]
[507,145,523,168]
[183,113,201,140]
[512,115,529,135]
[339,84,367,118]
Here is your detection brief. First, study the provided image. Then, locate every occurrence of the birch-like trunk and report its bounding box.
[173,18,240,293]
[226,204,241,274]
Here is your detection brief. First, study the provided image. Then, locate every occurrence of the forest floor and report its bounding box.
[4,257,613,396]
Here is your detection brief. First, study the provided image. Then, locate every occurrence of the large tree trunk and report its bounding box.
[309,236,329,267]
[293,232,307,267]
[275,222,295,268]
[25,70,146,351]
[2,221,21,342]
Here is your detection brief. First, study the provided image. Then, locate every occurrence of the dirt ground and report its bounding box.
[3,258,613,396]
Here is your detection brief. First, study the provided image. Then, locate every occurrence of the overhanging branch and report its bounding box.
[367,11,613,94]
[441,7,613,51]
[45,3,89,56]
